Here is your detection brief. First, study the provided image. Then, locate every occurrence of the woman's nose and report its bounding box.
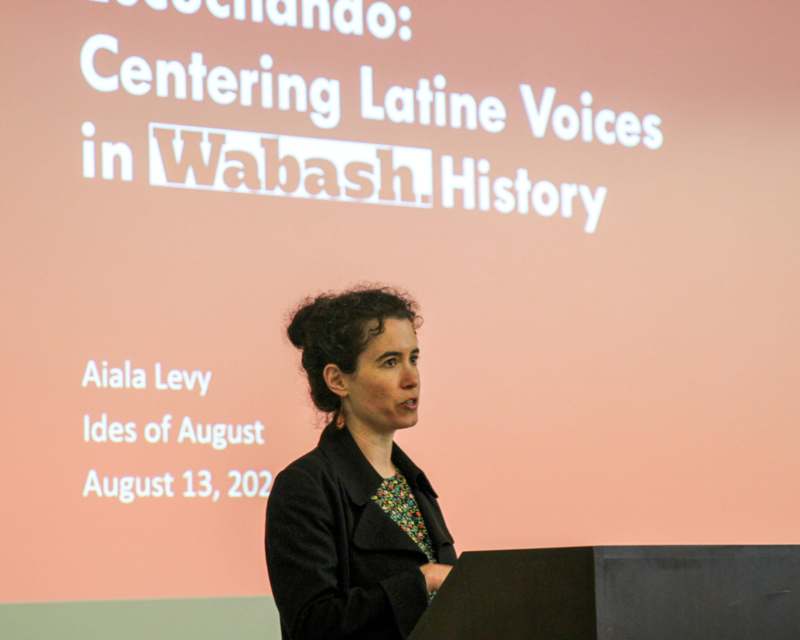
[400,362,419,388]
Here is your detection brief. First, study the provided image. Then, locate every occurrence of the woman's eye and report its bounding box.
[384,358,398,367]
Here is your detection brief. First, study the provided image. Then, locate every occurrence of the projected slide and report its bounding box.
[2,1,798,638]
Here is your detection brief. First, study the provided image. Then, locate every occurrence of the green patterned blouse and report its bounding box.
[371,472,437,589]
[371,472,436,562]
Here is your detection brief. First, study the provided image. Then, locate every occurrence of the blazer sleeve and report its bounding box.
[266,465,429,640]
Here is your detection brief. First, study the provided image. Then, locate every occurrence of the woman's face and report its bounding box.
[342,317,420,435]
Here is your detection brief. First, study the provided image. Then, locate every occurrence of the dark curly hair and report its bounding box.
[287,286,419,414]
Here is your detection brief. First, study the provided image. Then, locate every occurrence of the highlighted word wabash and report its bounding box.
[148,123,433,208]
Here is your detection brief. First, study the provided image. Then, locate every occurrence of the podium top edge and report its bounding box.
[459,545,800,559]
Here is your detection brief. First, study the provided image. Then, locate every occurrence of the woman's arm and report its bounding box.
[266,465,428,640]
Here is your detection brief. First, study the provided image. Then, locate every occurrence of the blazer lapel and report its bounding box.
[392,443,455,561]
[318,423,426,557]
[318,423,450,559]
[352,500,429,556]
[414,489,454,560]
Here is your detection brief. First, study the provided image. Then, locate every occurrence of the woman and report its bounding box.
[265,287,456,640]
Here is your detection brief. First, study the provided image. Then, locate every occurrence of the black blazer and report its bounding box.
[265,423,457,640]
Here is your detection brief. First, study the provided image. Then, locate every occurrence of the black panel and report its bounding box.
[594,546,800,640]
[410,546,800,640]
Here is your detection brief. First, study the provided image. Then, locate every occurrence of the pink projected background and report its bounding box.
[2,0,798,604]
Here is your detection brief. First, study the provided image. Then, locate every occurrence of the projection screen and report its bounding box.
[2,1,799,638]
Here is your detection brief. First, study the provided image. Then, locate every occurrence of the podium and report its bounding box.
[409,546,800,640]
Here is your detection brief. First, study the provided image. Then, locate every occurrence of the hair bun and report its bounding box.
[286,308,308,348]
[286,298,320,349]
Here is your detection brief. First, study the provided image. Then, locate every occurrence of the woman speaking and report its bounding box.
[265,287,456,640]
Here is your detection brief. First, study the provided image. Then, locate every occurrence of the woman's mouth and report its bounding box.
[401,398,418,410]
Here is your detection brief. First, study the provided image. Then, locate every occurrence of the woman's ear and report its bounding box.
[323,364,348,398]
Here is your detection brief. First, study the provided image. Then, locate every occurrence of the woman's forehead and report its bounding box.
[362,317,418,353]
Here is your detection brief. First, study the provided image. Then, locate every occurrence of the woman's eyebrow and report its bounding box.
[375,348,420,362]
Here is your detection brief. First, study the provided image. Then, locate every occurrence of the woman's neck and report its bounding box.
[346,419,395,478]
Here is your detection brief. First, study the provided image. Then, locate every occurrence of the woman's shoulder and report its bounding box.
[270,433,344,498]
[274,443,330,484]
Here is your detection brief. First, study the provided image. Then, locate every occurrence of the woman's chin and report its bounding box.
[393,414,419,430]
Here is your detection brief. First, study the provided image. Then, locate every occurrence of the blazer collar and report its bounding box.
[317,421,437,506]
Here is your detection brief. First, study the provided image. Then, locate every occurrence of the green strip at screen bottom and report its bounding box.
[0,596,281,640]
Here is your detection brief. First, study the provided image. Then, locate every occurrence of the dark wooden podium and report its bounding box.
[409,546,800,640]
